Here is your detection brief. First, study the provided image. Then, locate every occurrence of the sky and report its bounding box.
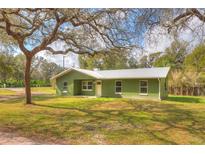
[139,16,205,56]
[36,40,80,68]
[37,51,79,68]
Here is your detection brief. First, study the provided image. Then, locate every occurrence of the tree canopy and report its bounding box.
[153,40,188,69]
[79,48,129,70]
[184,44,205,72]
[0,51,63,87]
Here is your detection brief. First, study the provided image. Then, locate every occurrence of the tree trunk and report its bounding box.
[24,55,32,104]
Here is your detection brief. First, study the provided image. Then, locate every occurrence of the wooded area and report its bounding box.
[0,50,63,87]
[169,86,205,96]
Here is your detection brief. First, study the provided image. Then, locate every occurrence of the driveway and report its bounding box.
[0,88,52,101]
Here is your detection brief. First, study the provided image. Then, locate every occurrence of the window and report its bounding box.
[139,80,148,95]
[63,82,68,90]
[115,80,122,94]
[82,81,93,91]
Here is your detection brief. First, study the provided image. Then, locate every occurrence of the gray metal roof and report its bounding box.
[96,67,170,79]
[51,67,170,80]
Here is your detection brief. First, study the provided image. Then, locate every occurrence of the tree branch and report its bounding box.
[32,11,66,55]
[1,10,30,54]
[45,46,93,56]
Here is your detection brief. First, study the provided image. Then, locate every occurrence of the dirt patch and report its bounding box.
[0,95,23,101]
[92,133,107,144]
[163,128,203,144]
[148,122,169,131]
[92,101,134,110]
[0,131,37,145]
[1,88,52,95]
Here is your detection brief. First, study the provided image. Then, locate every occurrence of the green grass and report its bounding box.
[0,89,17,95]
[31,87,55,94]
[166,95,205,103]
[0,95,205,144]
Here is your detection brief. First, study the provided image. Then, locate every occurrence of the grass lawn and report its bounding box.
[31,87,55,94]
[0,94,205,144]
[0,89,17,95]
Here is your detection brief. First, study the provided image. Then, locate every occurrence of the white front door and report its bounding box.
[96,80,102,97]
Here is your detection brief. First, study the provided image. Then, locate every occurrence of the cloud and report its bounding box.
[36,39,80,68]
[37,50,79,68]
[143,26,173,54]
[143,17,205,54]
[178,17,205,50]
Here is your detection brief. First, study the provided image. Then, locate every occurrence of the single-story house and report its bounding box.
[51,67,170,100]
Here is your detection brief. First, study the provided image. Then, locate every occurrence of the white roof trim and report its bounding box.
[50,68,72,80]
[50,67,102,80]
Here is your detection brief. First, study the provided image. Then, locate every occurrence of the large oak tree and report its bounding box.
[0,8,133,104]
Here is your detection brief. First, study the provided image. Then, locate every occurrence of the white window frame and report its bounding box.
[82,81,93,91]
[115,80,122,94]
[139,80,148,95]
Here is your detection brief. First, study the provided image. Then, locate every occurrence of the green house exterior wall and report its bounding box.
[101,79,159,99]
[56,70,95,96]
[55,70,168,99]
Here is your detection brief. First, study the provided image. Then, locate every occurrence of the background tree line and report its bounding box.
[2,39,205,89]
[0,49,63,87]
[79,40,205,89]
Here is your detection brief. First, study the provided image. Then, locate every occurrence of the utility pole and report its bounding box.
[63,55,66,70]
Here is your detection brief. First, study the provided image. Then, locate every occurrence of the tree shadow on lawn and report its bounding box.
[1,95,204,144]
[31,100,205,144]
[0,94,57,104]
[0,97,25,104]
[128,100,205,144]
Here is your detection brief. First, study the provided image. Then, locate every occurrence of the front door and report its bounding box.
[96,80,102,97]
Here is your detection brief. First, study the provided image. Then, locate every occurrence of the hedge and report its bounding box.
[0,80,51,88]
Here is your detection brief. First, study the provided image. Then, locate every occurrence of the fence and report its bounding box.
[168,86,205,96]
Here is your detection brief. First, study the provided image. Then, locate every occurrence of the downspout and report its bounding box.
[158,78,161,100]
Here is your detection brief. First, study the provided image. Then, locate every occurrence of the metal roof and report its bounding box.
[51,67,170,80]
[96,67,170,79]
